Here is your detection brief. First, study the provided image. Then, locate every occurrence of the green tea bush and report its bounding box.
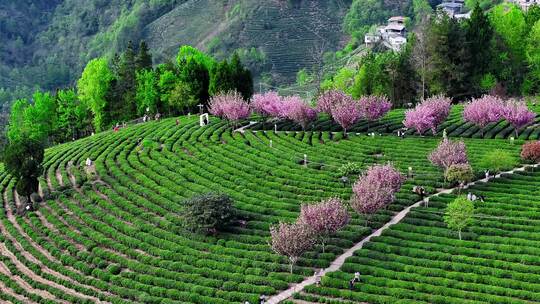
[179,192,236,235]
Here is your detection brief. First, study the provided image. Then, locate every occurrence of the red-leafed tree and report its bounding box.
[358,95,392,123]
[403,95,451,135]
[521,141,540,163]
[251,91,283,118]
[281,95,317,130]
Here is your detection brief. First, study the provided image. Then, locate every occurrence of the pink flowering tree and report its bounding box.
[316,90,350,115]
[251,91,284,119]
[502,99,536,137]
[299,197,350,252]
[403,95,451,135]
[270,221,315,273]
[424,95,452,127]
[358,95,392,128]
[463,95,504,136]
[428,138,468,170]
[208,92,250,126]
[350,163,405,226]
[281,95,317,130]
[330,98,361,136]
[403,107,436,135]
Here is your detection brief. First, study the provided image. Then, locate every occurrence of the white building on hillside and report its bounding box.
[437,0,470,19]
[509,0,540,10]
[365,16,408,51]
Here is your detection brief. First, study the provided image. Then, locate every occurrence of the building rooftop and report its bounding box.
[385,23,406,31]
[388,16,406,23]
[438,2,463,8]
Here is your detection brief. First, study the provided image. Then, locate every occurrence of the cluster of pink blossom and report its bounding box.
[358,95,392,122]
[208,92,250,124]
[250,91,317,129]
[330,98,362,134]
[351,163,405,222]
[463,95,536,137]
[281,95,318,129]
[270,197,350,271]
[428,138,468,170]
[270,221,316,273]
[299,197,349,252]
[316,90,392,134]
[316,90,351,114]
[463,95,505,134]
[502,99,536,137]
[251,91,284,117]
[403,95,452,135]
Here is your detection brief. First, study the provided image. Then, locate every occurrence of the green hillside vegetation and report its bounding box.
[298,168,540,304]
[0,0,348,108]
[0,115,528,303]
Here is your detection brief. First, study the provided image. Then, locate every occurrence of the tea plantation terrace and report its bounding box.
[0,116,528,303]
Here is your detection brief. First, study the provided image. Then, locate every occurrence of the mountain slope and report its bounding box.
[0,0,349,95]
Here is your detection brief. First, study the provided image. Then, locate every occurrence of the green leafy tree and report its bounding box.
[344,0,390,39]
[157,68,179,113]
[412,0,432,22]
[2,138,45,205]
[209,59,235,96]
[444,196,475,240]
[167,81,198,114]
[56,89,91,141]
[445,163,474,190]
[427,11,471,97]
[466,3,494,93]
[479,149,517,172]
[23,91,58,142]
[77,57,114,131]
[229,52,254,100]
[176,45,215,71]
[524,20,540,94]
[179,192,236,235]
[135,69,159,115]
[113,41,137,121]
[489,3,527,94]
[178,58,210,108]
[6,99,29,143]
[525,5,540,30]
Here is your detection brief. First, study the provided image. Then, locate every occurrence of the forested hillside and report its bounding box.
[0,0,348,104]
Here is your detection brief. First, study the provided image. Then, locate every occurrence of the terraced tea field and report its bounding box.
[296,168,540,304]
[253,104,540,140]
[0,115,532,303]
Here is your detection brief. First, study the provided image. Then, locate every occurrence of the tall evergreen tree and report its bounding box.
[426,11,470,97]
[136,40,153,71]
[229,53,254,100]
[178,58,210,108]
[209,59,234,96]
[113,41,137,121]
[465,3,493,94]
